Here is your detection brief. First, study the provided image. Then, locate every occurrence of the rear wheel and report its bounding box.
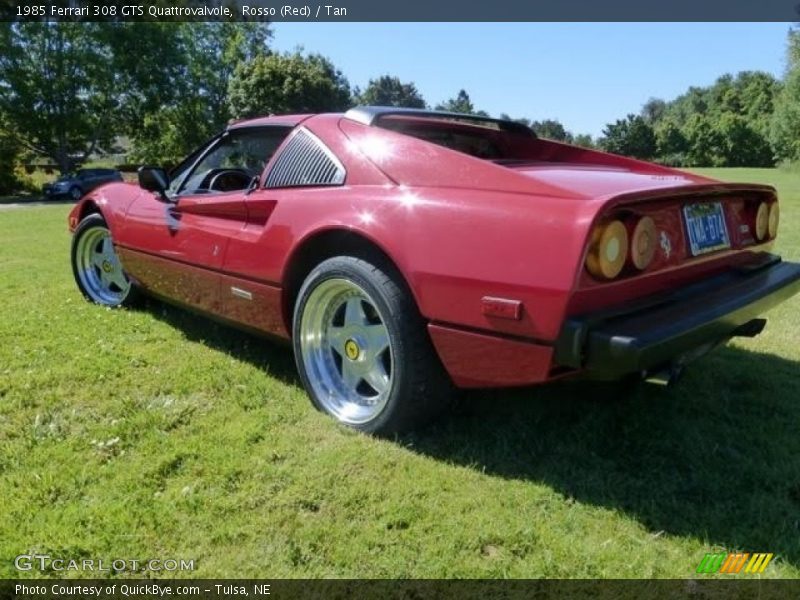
[71,214,139,307]
[293,256,451,434]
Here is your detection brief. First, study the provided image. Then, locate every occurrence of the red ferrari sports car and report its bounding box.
[68,106,800,433]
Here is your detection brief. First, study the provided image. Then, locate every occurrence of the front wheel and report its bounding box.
[71,214,139,307]
[293,256,451,434]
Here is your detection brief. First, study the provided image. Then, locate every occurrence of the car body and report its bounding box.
[45,168,123,201]
[68,107,800,433]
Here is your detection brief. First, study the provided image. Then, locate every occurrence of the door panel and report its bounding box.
[215,190,287,337]
[116,191,248,313]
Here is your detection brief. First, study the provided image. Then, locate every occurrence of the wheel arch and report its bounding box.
[77,199,105,223]
[281,227,420,335]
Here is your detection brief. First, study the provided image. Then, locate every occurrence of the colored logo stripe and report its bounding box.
[745,553,774,573]
[696,553,726,574]
[696,552,774,574]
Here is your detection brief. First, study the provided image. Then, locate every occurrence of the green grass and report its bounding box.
[1,168,799,579]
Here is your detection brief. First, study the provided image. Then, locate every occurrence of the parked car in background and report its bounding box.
[67,107,800,434]
[44,168,123,201]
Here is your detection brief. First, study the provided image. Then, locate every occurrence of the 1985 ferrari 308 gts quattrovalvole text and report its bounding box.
[68,107,800,433]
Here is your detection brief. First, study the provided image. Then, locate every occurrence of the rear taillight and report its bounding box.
[630,216,656,271]
[586,220,628,280]
[752,200,779,241]
[755,201,769,241]
[768,202,780,239]
[586,214,659,280]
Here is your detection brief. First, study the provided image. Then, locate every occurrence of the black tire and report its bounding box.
[71,214,140,307]
[292,256,452,435]
[69,186,82,201]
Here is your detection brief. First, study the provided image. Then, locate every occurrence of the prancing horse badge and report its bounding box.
[660,231,672,259]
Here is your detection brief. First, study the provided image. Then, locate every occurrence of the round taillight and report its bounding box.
[768,202,780,239]
[586,220,628,280]
[630,216,657,270]
[755,202,769,241]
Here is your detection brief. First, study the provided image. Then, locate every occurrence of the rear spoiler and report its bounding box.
[600,182,778,211]
[344,106,536,137]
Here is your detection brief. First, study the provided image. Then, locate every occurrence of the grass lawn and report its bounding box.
[1,167,799,579]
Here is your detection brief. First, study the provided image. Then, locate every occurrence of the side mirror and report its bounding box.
[138,166,170,200]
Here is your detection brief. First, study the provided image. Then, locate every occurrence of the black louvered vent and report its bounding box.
[266,130,345,188]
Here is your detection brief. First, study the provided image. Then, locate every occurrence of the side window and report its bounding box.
[178,127,290,195]
[167,136,220,196]
[265,129,345,188]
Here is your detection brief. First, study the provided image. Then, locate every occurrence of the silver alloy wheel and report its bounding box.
[70,187,82,201]
[299,278,393,425]
[75,225,131,305]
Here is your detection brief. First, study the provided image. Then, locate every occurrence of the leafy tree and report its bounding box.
[102,23,187,139]
[683,114,722,167]
[572,133,595,149]
[641,97,667,123]
[714,113,773,167]
[128,23,271,165]
[435,89,488,115]
[184,23,270,129]
[228,51,351,119]
[0,23,118,173]
[634,69,781,166]
[771,26,800,163]
[355,75,425,108]
[0,120,21,194]
[530,119,572,142]
[654,119,689,162]
[600,114,657,159]
[0,22,265,171]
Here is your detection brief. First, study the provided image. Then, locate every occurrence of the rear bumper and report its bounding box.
[555,255,800,379]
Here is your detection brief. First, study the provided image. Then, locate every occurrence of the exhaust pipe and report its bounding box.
[644,364,684,387]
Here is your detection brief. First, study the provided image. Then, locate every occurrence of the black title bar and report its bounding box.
[2,0,800,22]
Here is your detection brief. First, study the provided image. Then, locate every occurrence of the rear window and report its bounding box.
[376,117,506,160]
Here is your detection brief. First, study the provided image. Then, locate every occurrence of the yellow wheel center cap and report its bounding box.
[102,261,113,273]
[344,339,360,361]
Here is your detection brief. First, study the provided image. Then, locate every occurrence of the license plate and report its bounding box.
[683,202,730,256]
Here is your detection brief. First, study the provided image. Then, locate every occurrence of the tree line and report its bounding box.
[1,23,799,195]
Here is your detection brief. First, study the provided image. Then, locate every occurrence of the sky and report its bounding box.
[271,23,792,138]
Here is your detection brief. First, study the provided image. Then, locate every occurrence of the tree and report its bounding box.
[600,114,657,159]
[127,23,271,165]
[435,89,487,115]
[572,134,595,149]
[530,119,572,142]
[0,23,118,173]
[102,23,188,140]
[771,26,800,163]
[0,118,21,194]
[355,75,426,108]
[654,119,689,164]
[714,113,773,167]
[228,51,351,119]
[0,22,272,171]
[641,97,667,123]
[183,23,270,129]
[684,114,721,167]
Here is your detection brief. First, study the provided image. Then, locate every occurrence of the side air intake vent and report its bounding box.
[266,130,345,188]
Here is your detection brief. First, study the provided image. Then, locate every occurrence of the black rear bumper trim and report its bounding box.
[555,256,800,378]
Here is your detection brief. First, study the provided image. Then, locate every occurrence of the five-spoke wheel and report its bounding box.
[299,278,393,425]
[71,214,138,307]
[293,256,451,434]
